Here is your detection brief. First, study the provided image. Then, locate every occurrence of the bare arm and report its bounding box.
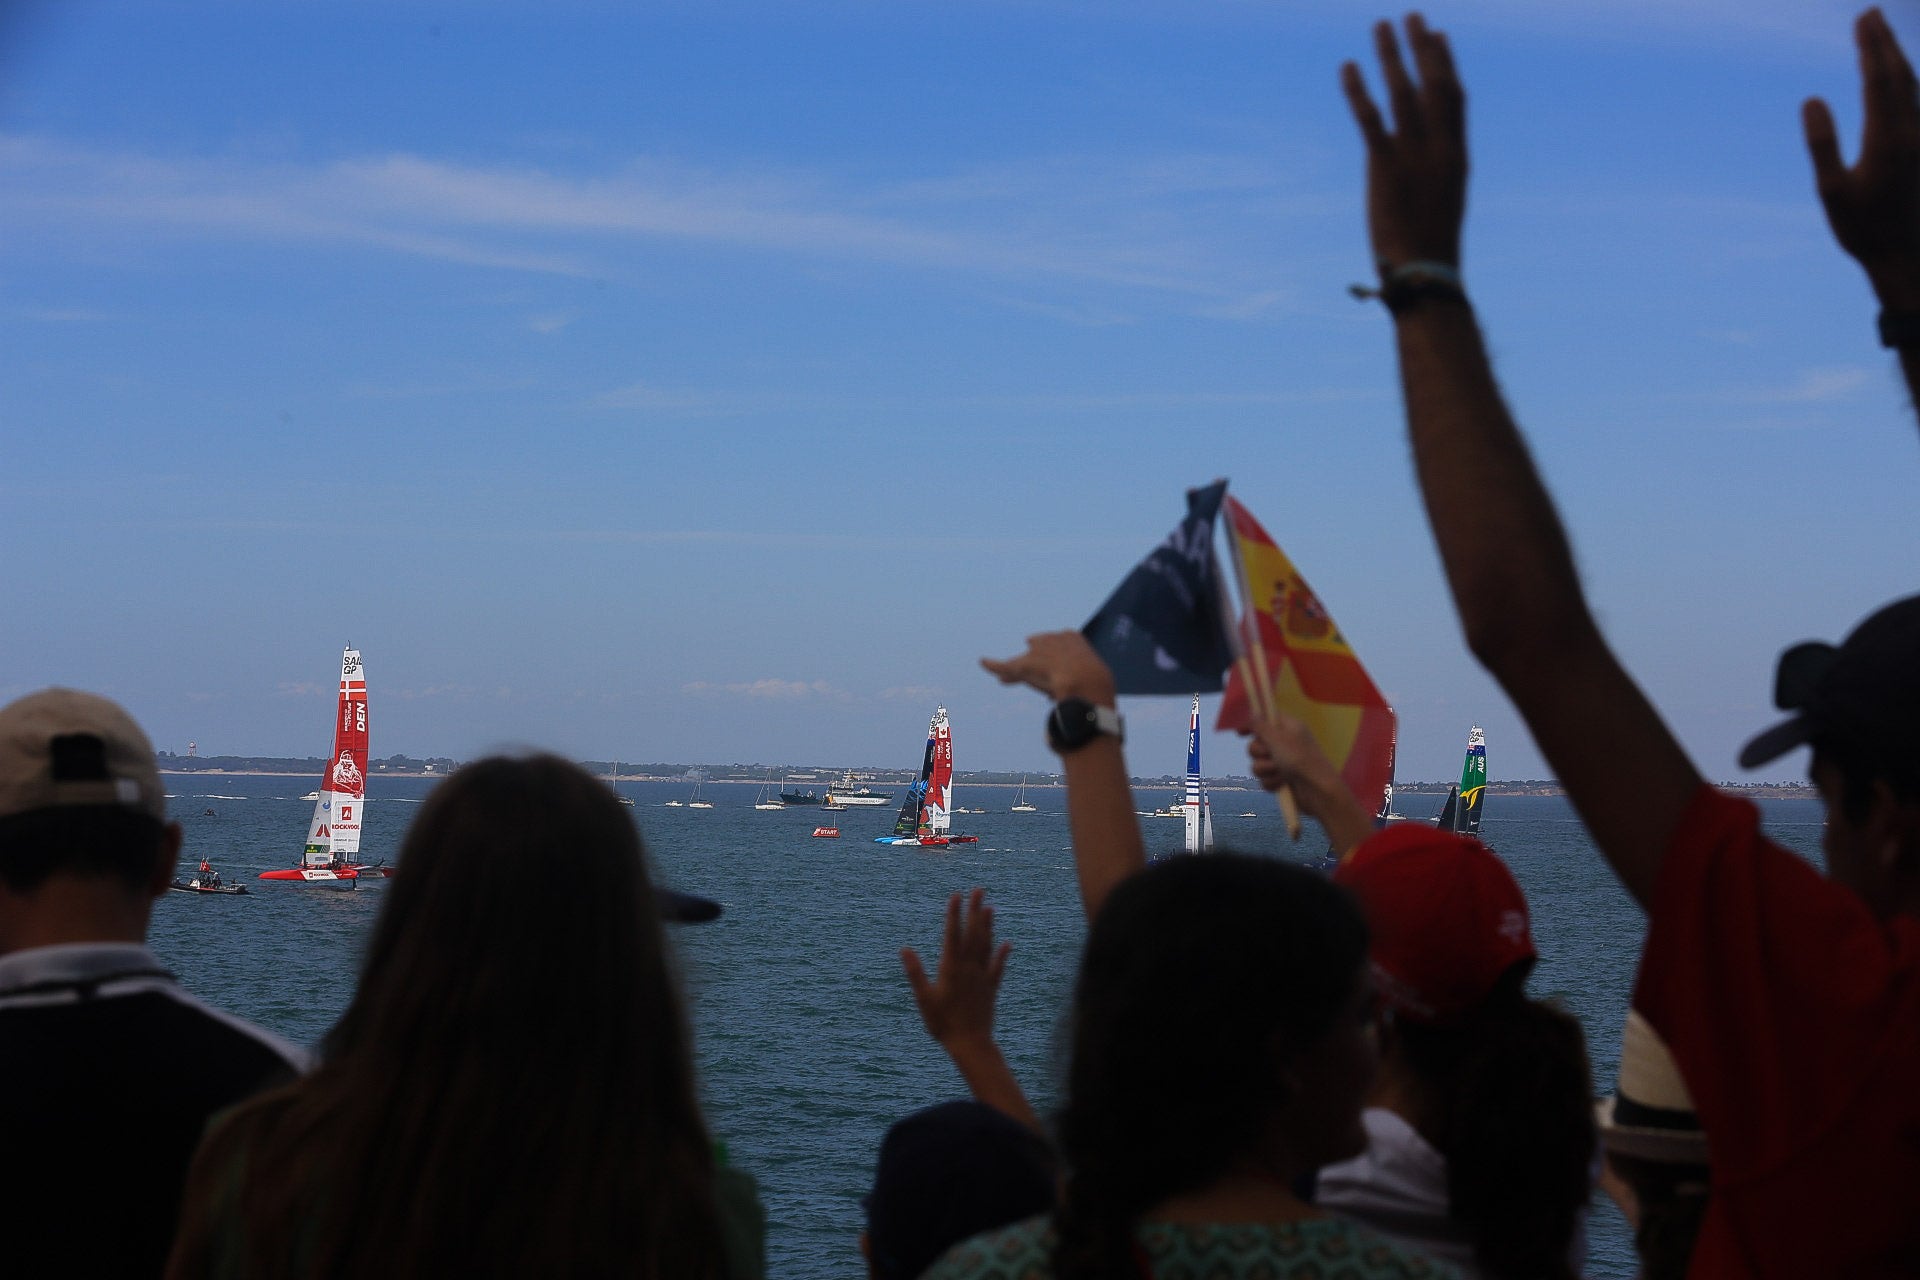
[1244,712,1376,858]
[1805,8,1920,416]
[901,889,1043,1134]
[981,632,1144,920]
[1344,16,1702,905]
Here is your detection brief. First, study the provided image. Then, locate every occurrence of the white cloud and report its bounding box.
[1697,365,1874,405]
[0,136,1304,310]
[682,678,850,700]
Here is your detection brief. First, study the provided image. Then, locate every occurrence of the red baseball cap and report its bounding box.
[1333,825,1535,1025]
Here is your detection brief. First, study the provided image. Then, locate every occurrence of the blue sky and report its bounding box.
[4,0,1917,785]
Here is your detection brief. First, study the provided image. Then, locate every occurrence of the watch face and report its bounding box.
[1049,698,1098,751]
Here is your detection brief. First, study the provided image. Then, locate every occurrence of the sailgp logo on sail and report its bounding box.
[331,751,364,797]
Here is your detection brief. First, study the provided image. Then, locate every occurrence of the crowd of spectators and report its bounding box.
[2,8,1915,1278]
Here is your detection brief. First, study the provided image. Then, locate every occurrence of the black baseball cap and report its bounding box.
[1739,594,1920,769]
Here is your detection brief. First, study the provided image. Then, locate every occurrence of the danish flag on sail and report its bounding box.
[262,648,380,882]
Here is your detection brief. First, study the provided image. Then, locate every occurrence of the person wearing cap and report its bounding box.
[863,1100,1056,1280]
[1246,721,1594,1280]
[165,754,759,1280]
[867,889,1055,1277]
[1597,1010,1711,1280]
[1343,11,1920,1275]
[0,688,306,1279]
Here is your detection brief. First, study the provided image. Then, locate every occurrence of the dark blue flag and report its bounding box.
[1082,480,1233,694]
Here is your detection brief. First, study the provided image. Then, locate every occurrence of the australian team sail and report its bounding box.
[304,648,368,867]
[889,718,938,839]
[1182,695,1213,854]
[1434,725,1486,836]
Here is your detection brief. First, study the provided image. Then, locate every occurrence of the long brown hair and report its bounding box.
[1051,853,1369,1280]
[168,754,727,1279]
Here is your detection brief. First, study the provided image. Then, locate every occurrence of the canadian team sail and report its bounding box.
[877,706,977,846]
[1182,695,1213,854]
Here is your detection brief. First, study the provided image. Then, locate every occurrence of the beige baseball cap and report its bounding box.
[0,689,166,822]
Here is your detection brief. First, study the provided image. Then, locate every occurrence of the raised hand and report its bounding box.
[901,889,1043,1132]
[901,888,1011,1052]
[980,631,1117,708]
[1245,707,1375,856]
[1804,8,1920,305]
[1245,707,1328,797]
[1341,13,1468,272]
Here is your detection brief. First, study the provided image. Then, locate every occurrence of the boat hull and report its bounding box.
[259,865,387,882]
[824,793,890,807]
[874,835,980,846]
[169,879,247,895]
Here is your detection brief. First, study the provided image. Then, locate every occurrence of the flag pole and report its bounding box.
[1215,519,1303,840]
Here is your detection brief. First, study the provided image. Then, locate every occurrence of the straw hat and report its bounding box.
[1596,1009,1709,1165]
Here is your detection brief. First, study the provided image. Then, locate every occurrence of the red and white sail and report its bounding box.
[923,706,953,835]
[303,648,368,867]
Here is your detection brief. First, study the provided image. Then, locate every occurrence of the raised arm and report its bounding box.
[1344,15,1702,905]
[901,888,1043,1135]
[1244,711,1376,859]
[1804,8,1920,415]
[981,631,1144,920]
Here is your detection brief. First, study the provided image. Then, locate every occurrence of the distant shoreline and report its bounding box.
[156,769,1817,800]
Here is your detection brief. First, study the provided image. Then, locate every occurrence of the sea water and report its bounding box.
[150,775,1827,1279]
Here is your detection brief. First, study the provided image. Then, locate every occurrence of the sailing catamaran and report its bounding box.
[1375,718,1414,824]
[876,706,979,846]
[1181,695,1214,854]
[1434,725,1487,836]
[261,648,386,884]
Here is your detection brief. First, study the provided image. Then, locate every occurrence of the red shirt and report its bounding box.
[1634,785,1920,1277]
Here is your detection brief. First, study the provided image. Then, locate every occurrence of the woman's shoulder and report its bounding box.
[920,1215,1054,1280]
[920,1215,1457,1280]
[1137,1218,1459,1280]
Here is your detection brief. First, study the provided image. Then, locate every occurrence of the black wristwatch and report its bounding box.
[1047,698,1124,754]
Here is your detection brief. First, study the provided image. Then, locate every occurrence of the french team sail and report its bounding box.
[1183,695,1212,854]
[303,648,368,867]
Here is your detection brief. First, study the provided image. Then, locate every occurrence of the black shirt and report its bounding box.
[0,943,306,1278]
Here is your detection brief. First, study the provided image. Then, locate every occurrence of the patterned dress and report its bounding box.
[923,1214,1458,1280]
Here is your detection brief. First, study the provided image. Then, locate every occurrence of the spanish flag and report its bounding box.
[1214,496,1396,815]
